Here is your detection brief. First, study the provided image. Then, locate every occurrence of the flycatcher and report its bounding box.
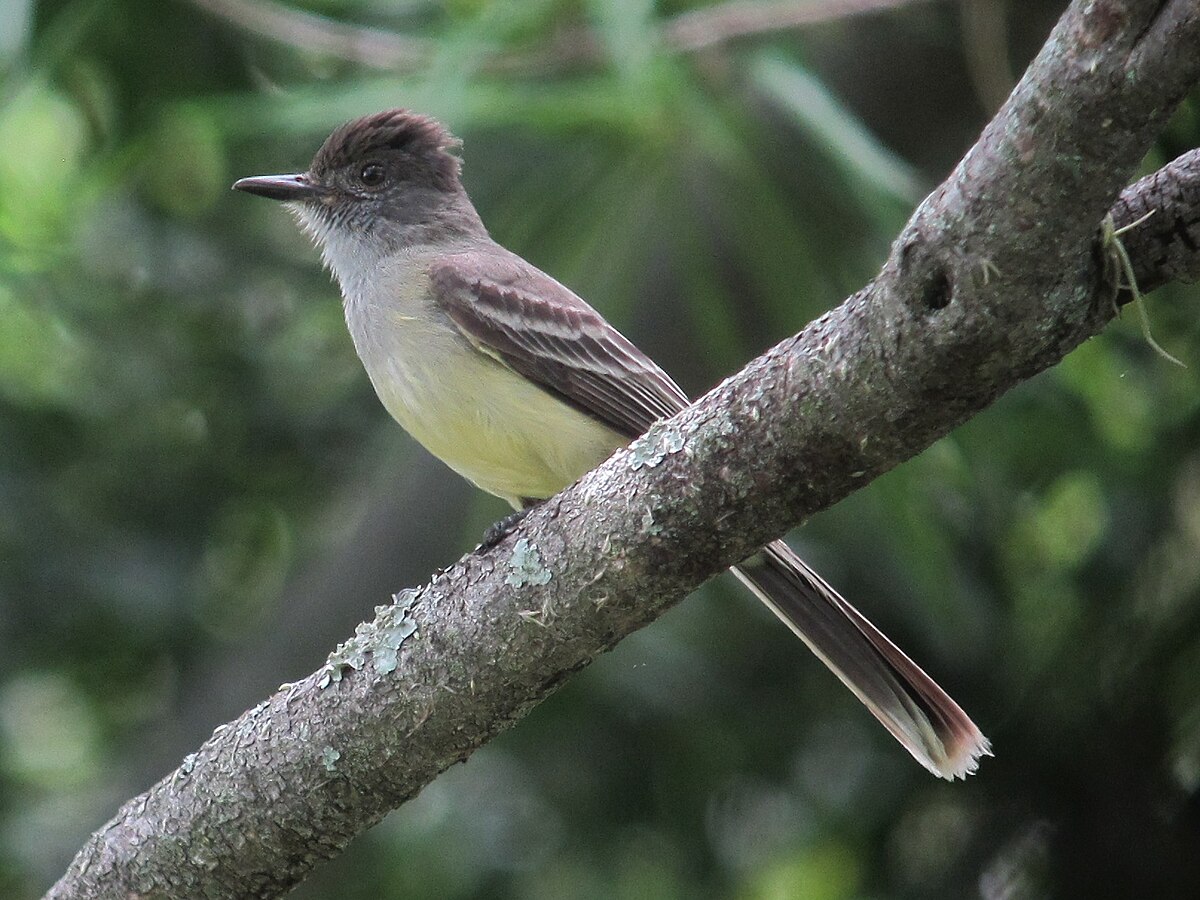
[234,109,988,779]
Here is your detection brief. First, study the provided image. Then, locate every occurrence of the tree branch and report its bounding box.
[1114,150,1200,294]
[664,0,936,52]
[189,0,429,71]
[49,1,1200,897]
[190,0,937,74]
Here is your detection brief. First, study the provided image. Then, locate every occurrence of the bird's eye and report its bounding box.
[358,163,386,188]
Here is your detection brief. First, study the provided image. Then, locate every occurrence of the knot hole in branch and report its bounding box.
[922,266,953,311]
[898,231,954,313]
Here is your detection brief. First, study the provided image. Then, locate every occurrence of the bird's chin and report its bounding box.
[285,204,335,261]
[286,205,382,293]
[288,202,329,239]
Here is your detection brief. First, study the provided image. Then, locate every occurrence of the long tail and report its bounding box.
[732,540,990,779]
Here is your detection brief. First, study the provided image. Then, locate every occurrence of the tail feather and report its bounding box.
[732,540,990,780]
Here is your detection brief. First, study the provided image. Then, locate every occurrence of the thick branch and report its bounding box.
[49,2,1200,898]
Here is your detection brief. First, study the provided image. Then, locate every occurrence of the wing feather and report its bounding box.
[430,252,689,439]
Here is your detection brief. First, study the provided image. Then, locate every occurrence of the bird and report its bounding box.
[233,109,989,779]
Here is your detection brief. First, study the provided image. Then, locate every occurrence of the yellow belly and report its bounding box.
[368,325,627,507]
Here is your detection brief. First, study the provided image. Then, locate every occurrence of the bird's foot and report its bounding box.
[477,502,542,551]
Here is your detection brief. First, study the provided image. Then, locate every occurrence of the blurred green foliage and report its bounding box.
[2,0,1200,897]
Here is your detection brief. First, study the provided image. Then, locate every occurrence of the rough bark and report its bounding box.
[48,2,1200,898]
[1116,150,1200,292]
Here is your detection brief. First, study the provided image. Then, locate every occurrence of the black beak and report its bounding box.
[232,173,325,201]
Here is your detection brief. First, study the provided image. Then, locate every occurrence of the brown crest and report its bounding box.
[311,109,463,189]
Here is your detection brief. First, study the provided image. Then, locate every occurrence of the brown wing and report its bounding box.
[430,250,689,440]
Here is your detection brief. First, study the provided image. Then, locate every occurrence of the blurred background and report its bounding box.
[3,0,1200,897]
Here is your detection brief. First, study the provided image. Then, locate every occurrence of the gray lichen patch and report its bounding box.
[319,590,421,687]
[505,538,552,587]
[172,753,198,786]
[628,421,687,470]
[319,746,341,772]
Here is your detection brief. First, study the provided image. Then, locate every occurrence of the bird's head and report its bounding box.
[234,109,480,266]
